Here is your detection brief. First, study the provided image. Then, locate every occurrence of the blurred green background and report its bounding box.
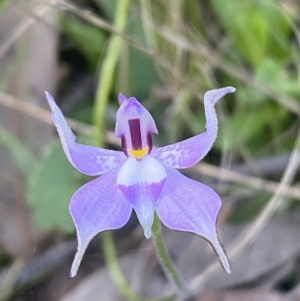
[0,0,300,300]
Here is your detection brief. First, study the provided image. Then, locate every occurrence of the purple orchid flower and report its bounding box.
[45,86,235,277]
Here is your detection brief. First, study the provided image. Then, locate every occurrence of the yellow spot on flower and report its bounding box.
[128,147,149,159]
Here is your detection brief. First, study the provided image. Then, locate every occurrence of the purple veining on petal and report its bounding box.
[69,167,132,277]
[128,119,142,150]
[118,181,163,237]
[121,135,128,156]
[156,167,230,273]
[117,156,166,238]
[152,87,235,169]
[147,133,153,154]
[115,97,158,155]
[46,92,127,175]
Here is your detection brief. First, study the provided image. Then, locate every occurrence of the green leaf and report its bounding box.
[211,0,268,68]
[0,0,11,10]
[211,0,292,68]
[255,58,281,84]
[235,8,268,68]
[127,16,160,99]
[94,0,117,19]
[216,103,285,151]
[61,17,107,70]
[95,0,160,99]
[259,1,291,59]
[27,140,83,233]
[0,125,34,176]
[128,47,160,99]
[256,58,300,98]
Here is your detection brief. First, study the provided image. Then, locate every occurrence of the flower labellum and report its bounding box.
[45,86,235,277]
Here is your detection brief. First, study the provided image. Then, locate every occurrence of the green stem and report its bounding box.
[152,214,188,299]
[101,231,147,301]
[93,0,130,145]
[102,232,174,301]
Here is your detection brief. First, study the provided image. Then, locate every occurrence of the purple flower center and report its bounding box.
[124,118,153,159]
[128,119,142,150]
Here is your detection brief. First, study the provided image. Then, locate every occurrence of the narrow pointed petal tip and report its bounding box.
[221,253,231,274]
[134,200,154,239]
[223,86,236,93]
[211,237,231,274]
[229,86,236,93]
[204,86,236,105]
[70,247,86,277]
[143,222,153,239]
[117,156,166,240]
[45,91,56,110]
[118,93,127,105]
[70,264,77,277]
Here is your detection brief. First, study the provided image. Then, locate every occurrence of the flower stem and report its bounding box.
[102,232,174,301]
[93,0,130,145]
[152,214,188,299]
[101,231,147,301]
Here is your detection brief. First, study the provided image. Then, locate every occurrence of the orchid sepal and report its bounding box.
[45,92,127,176]
[152,87,235,169]
[69,167,132,277]
[156,167,230,273]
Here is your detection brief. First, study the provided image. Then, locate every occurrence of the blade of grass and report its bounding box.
[92,0,130,145]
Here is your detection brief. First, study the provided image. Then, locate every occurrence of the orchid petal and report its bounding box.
[152,87,235,168]
[117,156,166,238]
[115,97,157,154]
[69,167,132,277]
[156,167,230,273]
[46,92,127,176]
